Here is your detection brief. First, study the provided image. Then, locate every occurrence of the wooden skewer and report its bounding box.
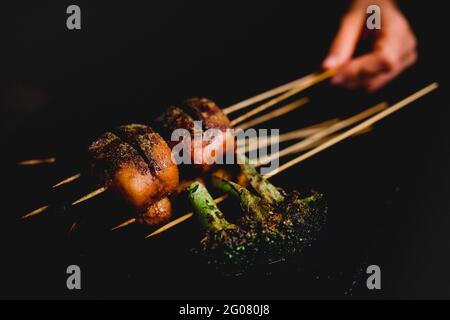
[18,72,328,223]
[21,205,50,219]
[24,83,437,227]
[238,118,340,154]
[21,78,319,192]
[43,98,309,191]
[115,124,333,232]
[145,213,194,238]
[21,95,309,192]
[243,102,383,168]
[18,158,56,166]
[265,83,439,179]
[68,222,78,235]
[21,120,344,223]
[34,121,370,225]
[146,82,438,238]
[144,124,373,238]
[276,119,340,142]
[71,187,108,206]
[230,69,336,127]
[257,102,388,166]
[111,218,137,231]
[223,71,332,115]
[145,195,228,238]
[53,173,82,189]
[108,117,374,232]
[22,95,313,223]
[112,117,339,232]
[59,95,316,226]
[237,97,309,130]
[22,186,108,219]
[253,126,374,168]
[144,124,374,237]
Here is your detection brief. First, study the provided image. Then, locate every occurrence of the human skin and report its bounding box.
[323,0,418,92]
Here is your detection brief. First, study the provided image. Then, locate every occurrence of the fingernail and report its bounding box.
[323,56,338,68]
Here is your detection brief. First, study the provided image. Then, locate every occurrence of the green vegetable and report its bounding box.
[187,182,258,274]
[238,156,285,204]
[213,178,295,263]
[238,160,327,259]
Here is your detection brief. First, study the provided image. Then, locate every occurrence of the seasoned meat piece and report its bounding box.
[88,125,179,215]
[140,196,172,226]
[181,98,231,131]
[155,98,234,172]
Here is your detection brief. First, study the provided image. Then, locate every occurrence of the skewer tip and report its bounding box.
[21,205,50,219]
[52,173,82,189]
[145,213,194,239]
[68,222,79,235]
[71,187,107,206]
[18,158,56,166]
[145,195,228,239]
[111,218,137,231]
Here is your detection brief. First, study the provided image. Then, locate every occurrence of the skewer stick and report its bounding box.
[52,173,82,189]
[22,123,370,223]
[113,118,338,232]
[71,187,108,206]
[144,125,372,237]
[145,213,194,238]
[223,70,333,115]
[253,126,373,168]
[145,195,228,238]
[237,97,309,130]
[21,205,50,219]
[276,119,340,142]
[68,222,78,235]
[23,99,325,224]
[265,83,439,179]
[146,82,438,238]
[257,102,388,166]
[143,121,370,238]
[18,158,56,166]
[230,69,335,127]
[21,185,106,219]
[19,73,325,221]
[111,218,137,231]
[116,124,338,233]
[238,118,340,154]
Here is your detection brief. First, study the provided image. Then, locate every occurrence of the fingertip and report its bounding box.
[322,55,345,70]
[322,56,338,69]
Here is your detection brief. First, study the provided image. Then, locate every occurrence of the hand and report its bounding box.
[323,0,417,92]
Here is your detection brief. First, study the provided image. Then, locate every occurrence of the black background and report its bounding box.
[0,1,448,299]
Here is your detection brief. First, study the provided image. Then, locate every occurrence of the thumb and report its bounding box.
[323,6,366,69]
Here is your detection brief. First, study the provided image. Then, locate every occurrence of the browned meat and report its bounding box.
[88,124,179,224]
[182,98,231,131]
[155,98,234,172]
[140,197,172,226]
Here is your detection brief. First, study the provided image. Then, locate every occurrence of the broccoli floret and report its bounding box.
[281,191,327,250]
[186,182,258,274]
[238,159,327,256]
[239,159,285,204]
[213,178,296,263]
